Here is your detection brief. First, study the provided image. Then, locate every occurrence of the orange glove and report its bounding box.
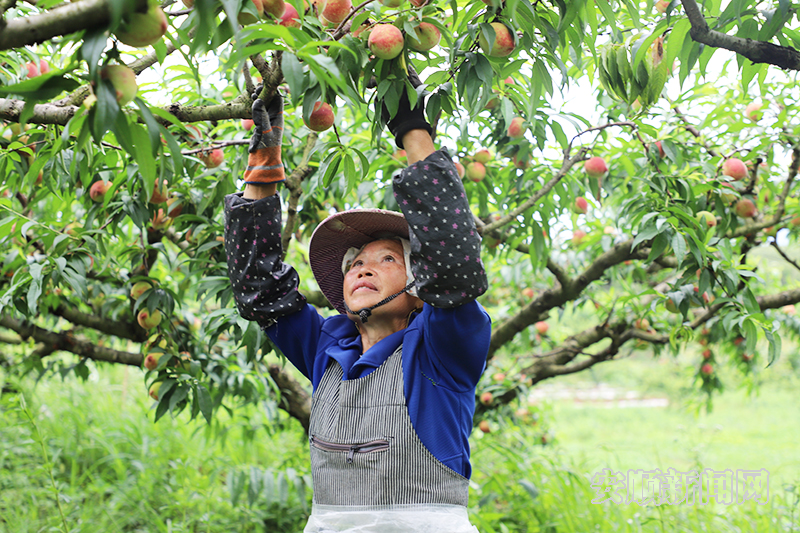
[244,91,285,184]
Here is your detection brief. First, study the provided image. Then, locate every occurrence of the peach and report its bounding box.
[305,101,335,131]
[734,198,756,218]
[655,0,669,12]
[201,148,225,168]
[352,22,372,39]
[263,0,286,18]
[744,102,762,122]
[242,119,254,130]
[507,116,526,139]
[100,64,138,106]
[149,381,162,400]
[278,3,300,27]
[320,0,351,24]
[454,161,466,179]
[722,158,747,180]
[238,0,264,24]
[571,229,586,245]
[695,210,716,228]
[584,156,607,177]
[115,5,168,47]
[137,308,163,329]
[573,196,588,214]
[719,182,738,204]
[130,281,152,300]
[368,24,404,60]
[406,21,441,51]
[166,197,183,217]
[26,60,49,78]
[512,152,529,169]
[143,352,162,371]
[89,181,112,202]
[473,149,493,163]
[534,321,548,334]
[478,22,515,57]
[466,161,486,182]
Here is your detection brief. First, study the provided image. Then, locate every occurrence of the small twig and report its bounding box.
[672,104,721,158]
[182,139,248,155]
[771,241,800,273]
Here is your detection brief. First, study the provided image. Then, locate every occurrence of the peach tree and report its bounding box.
[2,0,800,428]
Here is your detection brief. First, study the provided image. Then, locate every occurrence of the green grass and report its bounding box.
[1,355,799,532]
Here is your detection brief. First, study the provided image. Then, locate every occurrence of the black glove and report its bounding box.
[381,66,433,149]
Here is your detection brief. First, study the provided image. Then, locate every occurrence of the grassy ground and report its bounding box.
[1,351,799,532]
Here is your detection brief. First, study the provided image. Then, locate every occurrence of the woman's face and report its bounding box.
[342,239,419,320]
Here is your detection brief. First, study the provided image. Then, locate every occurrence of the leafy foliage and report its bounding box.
[2,0,800,428]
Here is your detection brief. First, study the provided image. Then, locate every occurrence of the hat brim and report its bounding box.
[309,209,409,314]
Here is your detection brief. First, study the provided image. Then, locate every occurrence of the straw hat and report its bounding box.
[309,209,410,314]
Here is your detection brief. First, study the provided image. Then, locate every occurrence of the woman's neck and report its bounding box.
[357,313,414,354]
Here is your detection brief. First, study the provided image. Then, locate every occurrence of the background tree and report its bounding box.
[2,0,800,430]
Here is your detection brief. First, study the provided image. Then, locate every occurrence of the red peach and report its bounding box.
[722,158,748,180]
[584,156,608,178]
[89,181,112,202]
[573,196,588,214]
[478,22,515,57]
[507,117,526,139]
[305,101,335,131]
[319,0,351,23]
[278,2,300,26]
[368,24,404,60]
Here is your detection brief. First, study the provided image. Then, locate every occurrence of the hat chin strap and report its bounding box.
[344,281,417,324]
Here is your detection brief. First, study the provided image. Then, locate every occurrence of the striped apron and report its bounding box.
[304,346,478,532]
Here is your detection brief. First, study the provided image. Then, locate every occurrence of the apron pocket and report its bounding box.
[310,435,391,464]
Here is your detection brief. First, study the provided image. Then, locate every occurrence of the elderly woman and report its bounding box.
[224,80,491,532]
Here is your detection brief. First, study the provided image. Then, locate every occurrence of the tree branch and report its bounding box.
[488,237,649,356]
[681,0,800,70]
[282,132,319,257]
[0,0,148,50]
[268,363,311,431]
[51,303,147,343]
[481,147,589,234]
[0,96,253,126]
[0,314,143,366]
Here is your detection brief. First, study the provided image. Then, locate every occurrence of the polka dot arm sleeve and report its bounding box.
[223,192,307,327]
[392,149,488,308]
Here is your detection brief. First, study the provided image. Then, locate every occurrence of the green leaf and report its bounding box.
[134,98,162,155]
[282,53,305,107]
[0,71,80,101]
[130,122,157,186]
[765,329,781,367]
[196,384,213,424]
[321,153,342,188]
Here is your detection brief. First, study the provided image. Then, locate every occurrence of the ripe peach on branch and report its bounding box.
[478,22,515,57]
[304,102,335,132]
[368,24,404,59]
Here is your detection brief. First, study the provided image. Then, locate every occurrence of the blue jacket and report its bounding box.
[224,150,491,478]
